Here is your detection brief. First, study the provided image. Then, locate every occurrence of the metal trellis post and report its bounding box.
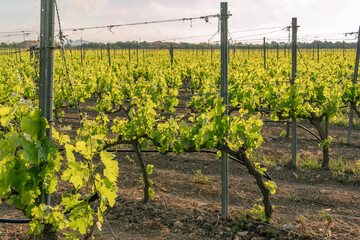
[107,43,111,67]
[170,43,174,66]
[220,1,229,219]
[291,17,297,167]
[347,26,360,144]
[39,0,55,144]
[263,37,266,69]
[128,44,131,64]
[39,0,55,237]
[317,41,320,63]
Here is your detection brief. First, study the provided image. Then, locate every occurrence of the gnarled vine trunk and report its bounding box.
[309,114,329,169]
[217,144,273,219]
[133,140,150,203]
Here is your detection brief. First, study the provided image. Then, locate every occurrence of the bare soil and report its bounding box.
[1,102,360,240]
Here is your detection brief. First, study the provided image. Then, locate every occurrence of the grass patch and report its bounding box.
[248,150,286,168]
[330,158,349,182]
[298,157,321,170]
[330,115,360,130]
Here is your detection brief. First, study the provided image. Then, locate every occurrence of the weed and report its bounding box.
[330,158,348,183]
[265,227,277,238]
[291,192,298,201]
[353,160,360,175]
[249,200,271,223]
[296,215,307,233]
[321,209,334,237]
[248,150,279,167]
[232,212,248,231]
[298,158,321,170]
[331,115,360,130]
[193,169,210,184]
[280,130,287,137]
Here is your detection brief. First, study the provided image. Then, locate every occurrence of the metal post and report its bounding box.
[80,37,83,65]
[169,43,174,66]
[136,46,139,64]
[128,45,131,64]
[220,2,229,219]
[312,43,315,60]
[347,26,360,144]
[276,43,279,61]
[30,46,33,61]
[291,17,298,167]
[39,0,55,237]
[263,37,266,69]
[107,43,111,67]
[39,0,55,142]
[317,41,320,63]
[18,48,21,62]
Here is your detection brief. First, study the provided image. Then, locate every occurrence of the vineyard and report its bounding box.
[1,1,360,240]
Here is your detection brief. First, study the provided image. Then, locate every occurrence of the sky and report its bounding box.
[0,0,359,44]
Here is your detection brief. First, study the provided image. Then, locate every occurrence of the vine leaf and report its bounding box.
[20,109,47,141]
[100,151,118,183]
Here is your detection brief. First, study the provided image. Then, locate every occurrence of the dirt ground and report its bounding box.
[1,103,360,240]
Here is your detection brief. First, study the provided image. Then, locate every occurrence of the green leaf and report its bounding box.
[28,219,44,235]
[0,106,12,115]
[146,164,154,175]
[20,109,47,141]
[0,132,22,156]
[0,107,13,126]
[100,151,118,183]
[75,140,92,160]
[22,140,38,164]
[100,185,117,207]
[69,214,89,234]
[65,144,75,162]
[61,161,87,189]
[20,190,38,206]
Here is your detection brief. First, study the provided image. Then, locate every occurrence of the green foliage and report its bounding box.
[254,162,267,175]
[139,164,155,200]
[146,164,155,200]
[265,227,277,238]
[330,158,348,183]
[0,103,118,239]
[298,158,321,170]
[354,160,360,175]
[193,169,210,184]
[248,200,270,223]
[2,48,360,230]
[319,137,333,149]
[280,130,287,137]
[264,181,277,195]
[321,209,334,237]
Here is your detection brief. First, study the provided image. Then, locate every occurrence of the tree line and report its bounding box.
[0,40,357,50]
[70,40,360,50]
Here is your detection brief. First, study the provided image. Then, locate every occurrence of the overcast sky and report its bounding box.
[0,0,359,44]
